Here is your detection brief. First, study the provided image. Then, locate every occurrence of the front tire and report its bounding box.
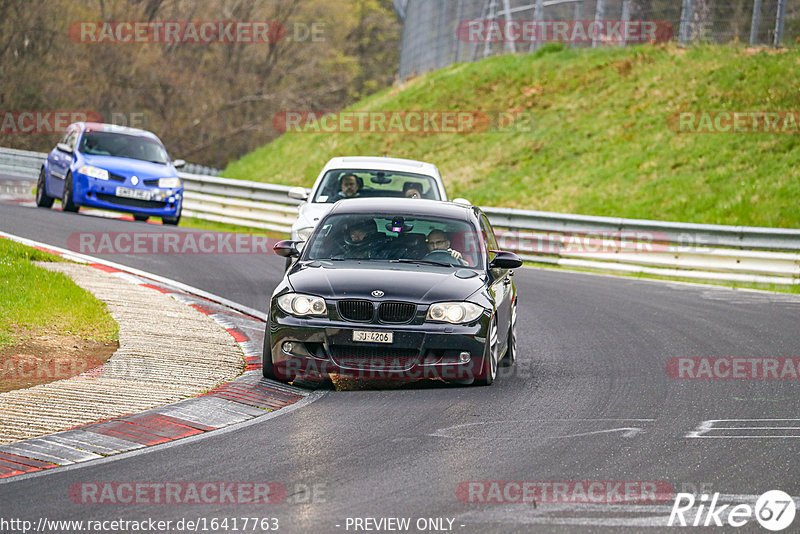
[35,167,54,208]
[500,300,517,367]
[133,214,149,222]
[262,331,277,380]
[162,211,181,226]
[62,172,79,212]
[474,319,498,386]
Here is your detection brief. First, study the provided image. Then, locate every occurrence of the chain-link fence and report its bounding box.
[394,0,798,80]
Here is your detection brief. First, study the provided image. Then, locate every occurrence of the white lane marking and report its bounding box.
[430,419,654,439]
[686,419,800,438]
[555,427,644,438]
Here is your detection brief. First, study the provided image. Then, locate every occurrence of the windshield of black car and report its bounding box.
[303,213,483,267]
[311,169,441,202]
[79,131,170,164]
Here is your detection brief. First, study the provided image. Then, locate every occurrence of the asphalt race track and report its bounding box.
[1,184,799,533]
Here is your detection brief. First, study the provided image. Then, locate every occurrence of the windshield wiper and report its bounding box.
[389,259,455,267]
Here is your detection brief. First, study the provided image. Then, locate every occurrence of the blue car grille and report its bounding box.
[108,173,126,182]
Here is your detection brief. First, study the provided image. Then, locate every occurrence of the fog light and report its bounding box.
[459,352,471,363]
[282,342,293,354]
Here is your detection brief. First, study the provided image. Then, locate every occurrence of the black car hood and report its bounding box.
[288,262,486,303]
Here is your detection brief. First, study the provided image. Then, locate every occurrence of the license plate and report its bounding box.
[116,186,150,200]
[353,330,393,343]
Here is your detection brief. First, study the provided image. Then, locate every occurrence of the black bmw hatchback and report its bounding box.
[265,198,522,386]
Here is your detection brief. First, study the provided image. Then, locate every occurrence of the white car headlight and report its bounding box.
[78,166,108,180]
[427,302,484,324]
[277,293,327,317]
[296,227,314,242]
[158,177,182,188]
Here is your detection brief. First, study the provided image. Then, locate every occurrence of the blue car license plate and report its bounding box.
[116,187,150,200]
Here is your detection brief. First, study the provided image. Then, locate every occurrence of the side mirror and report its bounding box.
[57,143,73,154]
[172,159,186,169]
[288,187,308,201]
[489,251,522,270]
[274,240,300,258]
[452,197,471,206]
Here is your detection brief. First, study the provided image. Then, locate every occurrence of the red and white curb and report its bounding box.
[0,232,317,481]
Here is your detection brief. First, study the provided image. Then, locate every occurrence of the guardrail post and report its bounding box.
[773,0,787,47]
[679,0,693,46]
[750,0,763,45]
[620,0,631,47]
[529,0,545,52]
[592,0,606,48]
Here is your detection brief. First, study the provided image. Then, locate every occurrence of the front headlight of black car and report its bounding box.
[276,293,327,317]
[427,302,484,324]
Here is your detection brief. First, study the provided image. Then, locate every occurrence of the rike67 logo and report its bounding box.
[669,490,796,530]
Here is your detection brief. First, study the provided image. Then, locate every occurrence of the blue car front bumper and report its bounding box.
[72,173,182,217]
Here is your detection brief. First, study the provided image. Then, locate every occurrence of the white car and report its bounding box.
[286,156,459,268]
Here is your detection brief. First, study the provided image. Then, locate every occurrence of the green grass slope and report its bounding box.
[0,239,118,348]
[224,44,800,228]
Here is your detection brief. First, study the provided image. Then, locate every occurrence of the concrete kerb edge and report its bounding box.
[0,230,320,482]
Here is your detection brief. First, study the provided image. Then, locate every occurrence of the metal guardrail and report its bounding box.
[1,147,798,285]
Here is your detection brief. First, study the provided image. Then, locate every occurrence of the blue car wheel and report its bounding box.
[36,167,54,209]
[62,172,79,212]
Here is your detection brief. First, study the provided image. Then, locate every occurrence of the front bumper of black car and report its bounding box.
[267,307,490,382]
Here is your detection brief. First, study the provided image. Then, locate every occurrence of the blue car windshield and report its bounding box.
[79,132,170,164]
[304,213,484,267]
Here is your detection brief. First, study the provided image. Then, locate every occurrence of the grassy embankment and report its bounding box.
[223,43,800,229]
[0,239,118,348]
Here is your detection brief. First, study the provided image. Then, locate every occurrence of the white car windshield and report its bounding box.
[311,170,441,203]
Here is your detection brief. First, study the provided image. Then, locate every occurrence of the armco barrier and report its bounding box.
[1,147,798,284]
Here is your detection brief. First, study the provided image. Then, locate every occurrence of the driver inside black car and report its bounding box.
[425,229,465,264]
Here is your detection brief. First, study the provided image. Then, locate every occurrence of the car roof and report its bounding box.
[322,156,439,175]
[75,122,160,140]
[327,197,477,221]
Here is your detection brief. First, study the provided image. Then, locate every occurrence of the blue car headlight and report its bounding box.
[78,166,109,180]
[276,293,327,317]
[427,302,484,324]
[158,177,182,188]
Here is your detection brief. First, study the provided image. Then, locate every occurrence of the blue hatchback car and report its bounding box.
[36,122,185,224]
